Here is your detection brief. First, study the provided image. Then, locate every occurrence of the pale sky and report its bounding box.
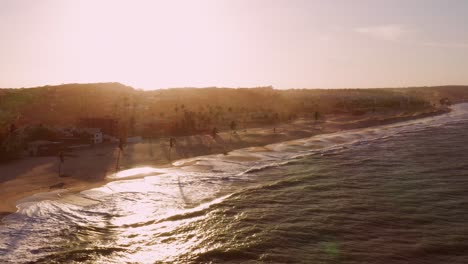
[1,0,468,89]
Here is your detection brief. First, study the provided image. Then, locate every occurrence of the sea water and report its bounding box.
[1,104,468,263]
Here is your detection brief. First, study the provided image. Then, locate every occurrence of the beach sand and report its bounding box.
[0,108,448,215]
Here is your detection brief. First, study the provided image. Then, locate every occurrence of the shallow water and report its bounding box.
[1,104,468,263]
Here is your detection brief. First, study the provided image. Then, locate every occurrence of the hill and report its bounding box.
[1,83,467,137]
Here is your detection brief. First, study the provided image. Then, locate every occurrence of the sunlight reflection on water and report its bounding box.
[3,104,468,263]
[111,166,163,179]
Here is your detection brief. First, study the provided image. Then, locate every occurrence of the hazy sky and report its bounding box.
[1,0,468,89]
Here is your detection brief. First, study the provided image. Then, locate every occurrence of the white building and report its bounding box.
[82,128,103,144]
[92,131,103,144]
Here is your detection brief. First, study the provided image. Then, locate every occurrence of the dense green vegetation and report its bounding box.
[0,83,466,161]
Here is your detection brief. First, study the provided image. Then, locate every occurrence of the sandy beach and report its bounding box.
[0,108,448,216]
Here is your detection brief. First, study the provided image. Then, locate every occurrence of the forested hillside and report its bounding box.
[1,83,466,136]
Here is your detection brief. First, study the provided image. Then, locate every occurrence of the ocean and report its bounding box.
[1,103,468,264]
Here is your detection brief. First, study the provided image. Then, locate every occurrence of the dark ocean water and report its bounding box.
[1,104,468,263]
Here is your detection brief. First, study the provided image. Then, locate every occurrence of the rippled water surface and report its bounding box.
[1,104,468,263]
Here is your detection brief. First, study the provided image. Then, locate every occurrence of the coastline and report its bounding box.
[0,107,450,219]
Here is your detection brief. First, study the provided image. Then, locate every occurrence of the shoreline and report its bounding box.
[0,107,450,219]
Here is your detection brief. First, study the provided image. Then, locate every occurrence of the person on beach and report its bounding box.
[212,127,218,139]
[58,151,64,163]
[169,137,176,148]
[115,138,125,175]
[169,137,176,161]
[230,121,237,134]
[118,138,125,152]
[9,123,17,134]
[58,151,64,177]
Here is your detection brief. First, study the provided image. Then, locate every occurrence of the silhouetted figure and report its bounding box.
[169,137,176,148]
[118,138,125,151]
[273,127,276,133]
[212,127,218,139]
[230,121,237,134]
[9,123,17,134]
[59,151,65,163]
[314,111,320,121]
[229,121,237,143]
[58,151,64,176]
[169,137,176,161]
[115,138,125,176]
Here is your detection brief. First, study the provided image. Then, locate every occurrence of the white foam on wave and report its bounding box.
[3,104,468,264]
[13,105,461,218]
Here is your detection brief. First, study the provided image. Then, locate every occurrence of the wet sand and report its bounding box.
[0,108,448,216]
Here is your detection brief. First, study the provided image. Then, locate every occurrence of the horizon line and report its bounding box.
[2,82,468,91]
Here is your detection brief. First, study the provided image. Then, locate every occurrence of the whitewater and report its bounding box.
[1,104,468,263]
